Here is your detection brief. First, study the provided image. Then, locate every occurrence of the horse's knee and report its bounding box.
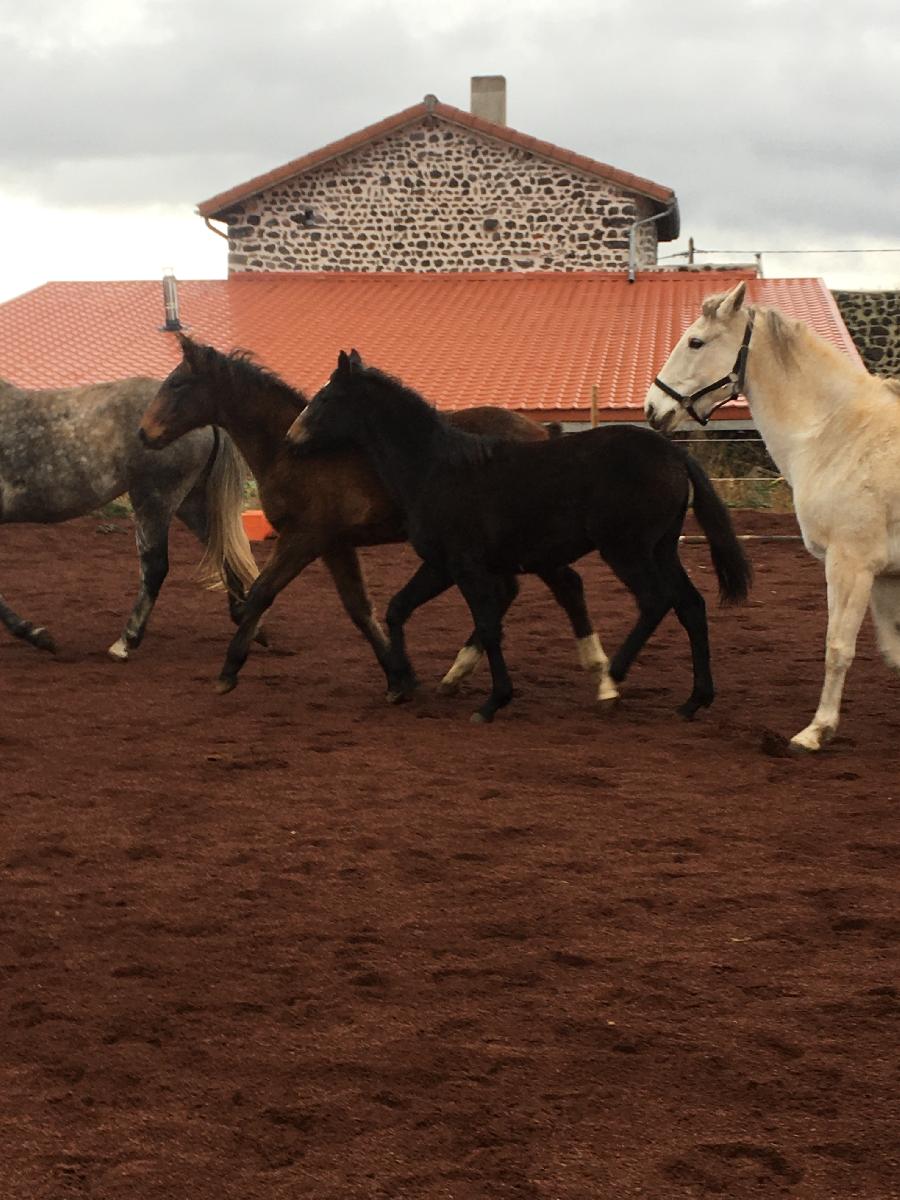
[825,639,854,673]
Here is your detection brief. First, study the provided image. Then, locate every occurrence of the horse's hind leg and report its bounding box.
[668,562,714,719]
[321,545,393,682]
[536,565,619,706]
[108,497,173,660]
[601,549,674,690]
[791,548,873,753]
[870,576,900,672]
[0,591,56,652]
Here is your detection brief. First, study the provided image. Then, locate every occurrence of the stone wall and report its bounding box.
[832,290,900,376]
[218,116,659,274]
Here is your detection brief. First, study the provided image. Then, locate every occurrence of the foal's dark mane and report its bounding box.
[187,338,308,414]
[360,363,501,466]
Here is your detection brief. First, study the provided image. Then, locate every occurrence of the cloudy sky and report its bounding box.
[1,0,898,302]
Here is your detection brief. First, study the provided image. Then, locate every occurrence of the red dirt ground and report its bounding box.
[1,514,899,1200]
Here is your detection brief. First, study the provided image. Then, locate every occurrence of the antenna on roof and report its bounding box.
[161,270,183,332]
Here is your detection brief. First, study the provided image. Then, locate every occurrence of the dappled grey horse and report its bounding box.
[0,376,258,658]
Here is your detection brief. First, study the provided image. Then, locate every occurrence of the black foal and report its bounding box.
[288,351,751,724]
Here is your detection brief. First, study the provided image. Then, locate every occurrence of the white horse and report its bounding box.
[645,280,900,752]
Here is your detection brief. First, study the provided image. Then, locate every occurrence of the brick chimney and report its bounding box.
[470,75,506,125]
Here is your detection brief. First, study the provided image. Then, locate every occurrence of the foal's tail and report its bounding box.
[685,454,752,604]
[196,431,259,594]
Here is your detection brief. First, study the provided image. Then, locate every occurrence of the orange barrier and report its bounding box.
[242,509,275,541]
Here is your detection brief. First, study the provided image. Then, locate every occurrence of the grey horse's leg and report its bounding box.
[0,592,56,652]
[108,491,182,661]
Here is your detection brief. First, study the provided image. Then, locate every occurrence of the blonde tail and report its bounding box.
[196,431,259,594]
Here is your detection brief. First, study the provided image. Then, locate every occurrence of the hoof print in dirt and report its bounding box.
[760,728,794,758]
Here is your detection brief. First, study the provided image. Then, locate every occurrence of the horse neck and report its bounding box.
[744,315,867,481]
[357,392,448,507]
[214,373,304,479]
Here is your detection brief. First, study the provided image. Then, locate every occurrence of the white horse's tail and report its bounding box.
[196,430,259,594]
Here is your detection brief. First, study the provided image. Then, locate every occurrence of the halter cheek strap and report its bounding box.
[653,313,754,427]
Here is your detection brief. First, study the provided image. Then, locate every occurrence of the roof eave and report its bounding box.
[196,99,679,224]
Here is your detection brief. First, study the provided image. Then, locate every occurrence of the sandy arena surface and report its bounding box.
[1,513,899,1199]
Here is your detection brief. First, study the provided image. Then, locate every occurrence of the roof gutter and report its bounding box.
[202,215,229,241]
[628,202,677,283]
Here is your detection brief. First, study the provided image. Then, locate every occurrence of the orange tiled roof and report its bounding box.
[0,272,860,422]
[197,99,679,238]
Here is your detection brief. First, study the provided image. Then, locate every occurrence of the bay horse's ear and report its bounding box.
[176,331,198,368]
[348,348,363,369]
[336,349,351,376]
[717,281,747,320]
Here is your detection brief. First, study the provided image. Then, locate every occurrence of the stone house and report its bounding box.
[197,77,680,278]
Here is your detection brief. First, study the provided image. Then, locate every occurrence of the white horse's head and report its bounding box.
[645,281,751,433]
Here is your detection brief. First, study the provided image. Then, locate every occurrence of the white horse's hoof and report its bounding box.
[108,639,129,661]
[790,728,827,753]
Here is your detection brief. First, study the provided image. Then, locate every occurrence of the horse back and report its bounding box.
[449,407,548,442]
[0,377,214,523]
[413,425,689,571]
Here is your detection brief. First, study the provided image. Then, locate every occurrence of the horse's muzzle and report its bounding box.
[138,424,167,449]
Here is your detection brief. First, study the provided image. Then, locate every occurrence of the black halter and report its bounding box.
[653,313,754,426]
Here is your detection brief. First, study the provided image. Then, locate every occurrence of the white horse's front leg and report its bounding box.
[791,549,873,752]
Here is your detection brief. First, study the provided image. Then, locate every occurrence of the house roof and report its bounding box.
[0,272,859,423]
[197,98,680,240]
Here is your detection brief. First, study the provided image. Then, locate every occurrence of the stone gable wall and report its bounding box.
[832,291,900,376]
[219,117,659,274]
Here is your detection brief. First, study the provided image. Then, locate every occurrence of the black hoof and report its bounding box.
[677,695,712,721]
[253,628,269,648]
[216,676,237,695]
[386,672,417,704]
[437,679,460,696]
[597,696,620,717]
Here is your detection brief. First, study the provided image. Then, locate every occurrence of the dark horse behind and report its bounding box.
[0,375,258,658]
[140,336,610,699]
[287,350,752,724]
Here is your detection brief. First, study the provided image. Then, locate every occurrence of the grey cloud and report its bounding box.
[0,0,897,255]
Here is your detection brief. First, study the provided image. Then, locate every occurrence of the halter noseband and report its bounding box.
[653,313,754,427]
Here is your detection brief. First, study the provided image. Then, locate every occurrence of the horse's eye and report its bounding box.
[688,337,704,350]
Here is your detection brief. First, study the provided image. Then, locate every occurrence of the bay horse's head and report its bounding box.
[645,281,753,433]
[140,334,221,449]
[286,348,366,453]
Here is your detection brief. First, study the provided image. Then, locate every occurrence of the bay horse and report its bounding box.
[646,279,900,751]
[140,336,608,698]
[286,350,751,724]
[0,376,257,658]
